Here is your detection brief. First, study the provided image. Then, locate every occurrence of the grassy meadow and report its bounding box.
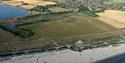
[109,0,125,3]
[0,12,118,53]
[22,15,116,38]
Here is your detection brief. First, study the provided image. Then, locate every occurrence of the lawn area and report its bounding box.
[22,15,116,38]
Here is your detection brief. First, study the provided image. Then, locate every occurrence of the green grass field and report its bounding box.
[0,0,123,54]
[0,28,21,52]
[107,0,125,3]
[0,14,118,53]
[0,28,19,42]
[110,0,125,3]
[22,15,116,38]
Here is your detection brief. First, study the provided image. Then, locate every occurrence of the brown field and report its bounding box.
[29,11,40,16]
[1,1,22,6]
[97,10,125,29]
[15,0,56,6]
[48,7,71,13]
[19,5,37,10]
[1,0,56,9]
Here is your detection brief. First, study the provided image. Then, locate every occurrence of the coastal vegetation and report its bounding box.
[0,0,125,56]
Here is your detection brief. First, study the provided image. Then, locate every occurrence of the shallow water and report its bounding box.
[0,4,30,30]
[0,4,30,20]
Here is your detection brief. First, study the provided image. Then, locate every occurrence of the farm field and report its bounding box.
[48,7,71,13]
[97,10,125,29]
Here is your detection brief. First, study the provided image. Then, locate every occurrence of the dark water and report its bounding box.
[0,4,30,30]
[95,53,125,63]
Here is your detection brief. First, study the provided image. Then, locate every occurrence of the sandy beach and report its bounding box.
[1,44,125,63]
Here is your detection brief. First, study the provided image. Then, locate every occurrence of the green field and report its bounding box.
[105,0,125,4]
[0,14,118,53]
[0,28,20,52]
[0,0,123,54]
[0,28,19,42]
[22,15,116,38]
[110,0,125,3]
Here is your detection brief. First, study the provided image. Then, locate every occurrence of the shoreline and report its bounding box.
[0,4,31,21]
[0,29,125,58]
[1,43,125,63]
[0,30,124,58]
[1,2,125,61]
